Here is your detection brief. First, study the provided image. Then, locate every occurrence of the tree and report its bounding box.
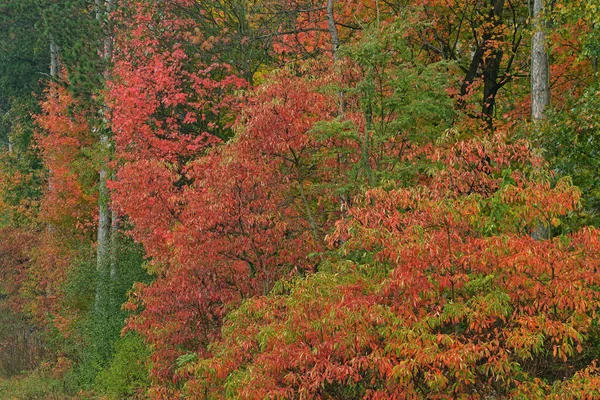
[93,0,116,335]
[413,0,529,129]
[119,69,336,392]
[531,0,549,121]
[183,126,600,399]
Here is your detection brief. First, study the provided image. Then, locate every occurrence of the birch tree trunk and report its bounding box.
[94,0,116,318]
[531,0,549,122]
[531,0,551,240]
[46,40,60,224]
[50,42,60,78]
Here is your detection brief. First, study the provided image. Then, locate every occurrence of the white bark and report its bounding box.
[531,0,551,240]
[50,42,60,77]
[531,0,549,121]
[47,41,60,227]
[94,0,116,316]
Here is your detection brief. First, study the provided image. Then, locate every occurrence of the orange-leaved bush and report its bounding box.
[182,130,600,399]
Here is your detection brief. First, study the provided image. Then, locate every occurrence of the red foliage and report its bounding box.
[0,228,37,311]
[184,131,600,399]
[109,0,246,260]
[116,67,338,390]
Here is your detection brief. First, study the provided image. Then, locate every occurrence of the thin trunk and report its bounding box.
[94,0,116,316]
[47,41,60,230]
[531,0,551,240]
[298,180,318,241]
[48,40,59,192]
[531,0,549,121]
[50,42,60,78]
[327,0,344,115]
[327,0,339,61]
[95,157,111,316]
[363,94,376,187]
[109,207,119,311]
[327,0,353,223]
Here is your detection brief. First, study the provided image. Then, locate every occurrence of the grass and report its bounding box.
[0,371,70,400]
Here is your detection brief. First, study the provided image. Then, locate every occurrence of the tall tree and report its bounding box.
[94,0,117,337]
[531,0,549,121]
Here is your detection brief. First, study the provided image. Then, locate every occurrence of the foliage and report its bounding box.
[1,0,600,399]
[0,99,44,227]
[119,68,336,392]
[95,333,151,399]
[539,84,600,226]
[0,0,47,108]
[184,130,600,399]
[0,371,66,400]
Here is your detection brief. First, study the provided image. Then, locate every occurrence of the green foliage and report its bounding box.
[0,98,44,228]
[312,23,456,201]
[539,84,600,226]
[342,22,456,146]
[0,371,66,400]
[38,0,105,96]
[0,0,47,103]
[52,234,149,395]
[95,333,151,399]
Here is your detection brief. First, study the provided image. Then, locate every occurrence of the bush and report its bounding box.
[95,333,151,399]
[0,370,66,400]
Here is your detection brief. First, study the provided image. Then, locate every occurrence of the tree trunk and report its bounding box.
[459,0,505,129]
[50,41,60,78]
[531,0,549,121]
[94,0,116,318]
[327,0,339,62]
[327,0,354,220]
[47,40,60,226]
[109,207,119,311]
[481,0,505,124]
[95,157,111,316]
[531,0,551,240]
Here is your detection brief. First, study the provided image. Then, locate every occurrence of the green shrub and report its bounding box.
[95,333,150,399]
[0,371,66,400]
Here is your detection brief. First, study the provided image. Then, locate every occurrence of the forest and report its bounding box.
[0,0,600,398]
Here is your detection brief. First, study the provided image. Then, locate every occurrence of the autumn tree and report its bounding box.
[117,18,457,394]
[531,0,549,122]
[412,0,529,128]
[183,122,600,399]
